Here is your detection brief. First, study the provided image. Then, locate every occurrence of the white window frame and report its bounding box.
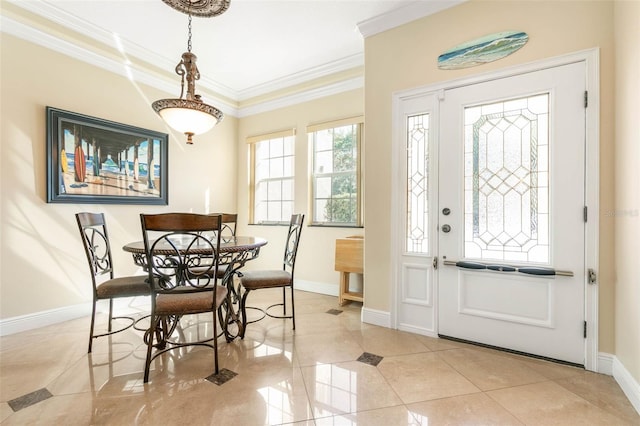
[307,116,364,227]
[248,129,296,225]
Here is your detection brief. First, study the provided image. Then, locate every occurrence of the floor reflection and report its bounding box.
[1,289,638,425]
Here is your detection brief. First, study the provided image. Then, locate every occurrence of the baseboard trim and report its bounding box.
[0,303,91,337]
[598,352,615,375]
[362,307,391,328]
[612,355,640,415]
[295,279,338,297]
[0,297,150,337]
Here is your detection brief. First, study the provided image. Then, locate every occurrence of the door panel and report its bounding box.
[438,62,586,364]
[395,94,438,335]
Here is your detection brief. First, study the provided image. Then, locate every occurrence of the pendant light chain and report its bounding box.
[187,13,192,53]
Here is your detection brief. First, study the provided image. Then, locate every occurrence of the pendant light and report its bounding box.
[152,0,230,144]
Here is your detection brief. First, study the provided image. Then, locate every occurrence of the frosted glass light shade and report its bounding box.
[158,107,218,135]
[152,98,223,143]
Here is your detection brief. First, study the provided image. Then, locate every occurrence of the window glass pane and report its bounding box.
[270,138,284,157]
[255,142,269,160]
[334,148,355,172]
[283,155,293,177]
[314,199,328,222]
[316,176,331,198]
[316,129,333,151]
[315,150,333,174]
[269,157,284,178]
[332,174,355,196]
[267,180,282,200]
[255,158,269,181]
[464,94,550,263]
[282,178,293,200]
[282,201,293,220]
[267,201,281,222]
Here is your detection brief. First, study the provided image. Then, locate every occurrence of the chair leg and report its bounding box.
[88,299,97,353]
[239,289,251,339]
[107,299,114,332]
[144,315,160,383]
[213,310,219,375]
[290,285,296,330]
[282,287,287,315]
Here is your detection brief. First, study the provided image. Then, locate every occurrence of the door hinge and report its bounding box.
[584,91,588,108]
[583,206,588,222]
[433,256,438,270]
[584,321,587,338]
[588,268,597,284]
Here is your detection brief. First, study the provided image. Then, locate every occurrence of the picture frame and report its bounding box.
[46,107,169,205]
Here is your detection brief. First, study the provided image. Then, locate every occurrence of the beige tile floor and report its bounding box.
[1,289,638,425]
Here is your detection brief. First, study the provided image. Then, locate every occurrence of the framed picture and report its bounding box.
[46,107,168,205]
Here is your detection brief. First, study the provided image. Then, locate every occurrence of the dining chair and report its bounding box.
[214,212,238,240]
[75,212,150,353]
[189,213,237,283]
[238,214,304,338]
[140,212,227,383]
[207,212,237,278]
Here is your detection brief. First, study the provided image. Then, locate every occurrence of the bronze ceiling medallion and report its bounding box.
[161,0,231,18]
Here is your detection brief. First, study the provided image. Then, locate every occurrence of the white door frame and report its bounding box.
[390,48,600,371]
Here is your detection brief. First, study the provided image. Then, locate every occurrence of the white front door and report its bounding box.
[438,62,587,365]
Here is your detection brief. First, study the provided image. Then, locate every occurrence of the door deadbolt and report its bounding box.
[441,224,451,233]
[442,208,451,216]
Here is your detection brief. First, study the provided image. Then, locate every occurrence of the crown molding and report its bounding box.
[236,53,363,101]
[357,0,466,38]
[237,76,364,118]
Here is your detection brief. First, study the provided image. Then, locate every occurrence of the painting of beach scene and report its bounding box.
[46,107,168,205]
[438,31,529,70]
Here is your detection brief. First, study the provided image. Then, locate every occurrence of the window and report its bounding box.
[248,129,295,224]
[308,117,363,226]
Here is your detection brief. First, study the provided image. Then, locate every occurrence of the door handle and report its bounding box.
[443,260,573,277]
[441,224,451,233]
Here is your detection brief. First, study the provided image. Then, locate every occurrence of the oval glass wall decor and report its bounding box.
[438,31,528,70]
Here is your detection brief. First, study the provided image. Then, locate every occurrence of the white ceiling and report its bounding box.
[5,0,463,103]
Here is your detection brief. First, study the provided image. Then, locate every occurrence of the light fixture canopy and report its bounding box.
[152,0,230,144]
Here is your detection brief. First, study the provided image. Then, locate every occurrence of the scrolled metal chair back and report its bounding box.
[76,212,114,280]
[141,213,222,293]
[149,231,218,290]
[283,214,304,271]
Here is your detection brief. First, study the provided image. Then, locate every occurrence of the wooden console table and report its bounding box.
[335,236,363,305]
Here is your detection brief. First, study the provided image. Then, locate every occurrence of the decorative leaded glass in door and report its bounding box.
[464,94,549,263]
[406,114,429,254]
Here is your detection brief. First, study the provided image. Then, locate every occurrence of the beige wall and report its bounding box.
[0,34,238,318]
[236,90,364,290]
[363,0,617,352]
[613,1,640,382]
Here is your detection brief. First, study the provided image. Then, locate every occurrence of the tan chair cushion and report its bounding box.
[96,276,150,299]
[240,270,292,290]
[155,286,228,316]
